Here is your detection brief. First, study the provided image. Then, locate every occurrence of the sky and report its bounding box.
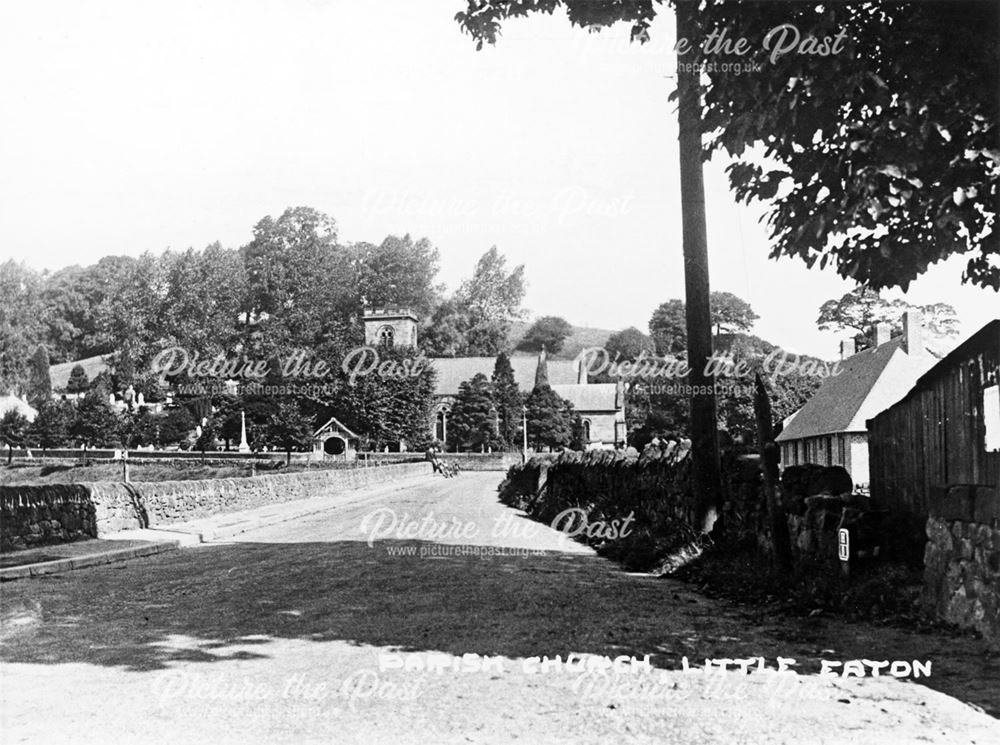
[1,0,996,359]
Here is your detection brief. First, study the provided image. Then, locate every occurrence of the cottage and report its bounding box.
[776,310,936,487]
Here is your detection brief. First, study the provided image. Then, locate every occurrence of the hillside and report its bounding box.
[507,321,616,359]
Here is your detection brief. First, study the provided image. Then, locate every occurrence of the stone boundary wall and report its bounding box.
[0,485,98,551]
[1,462,430,552]
[497,446,726,569]
[3,447,317,464]
[498,454,889,570]
[923,484,1000,645]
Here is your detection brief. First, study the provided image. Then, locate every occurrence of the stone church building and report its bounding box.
[363,308,626,450]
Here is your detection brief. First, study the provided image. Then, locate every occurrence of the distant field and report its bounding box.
[0,460,332,485]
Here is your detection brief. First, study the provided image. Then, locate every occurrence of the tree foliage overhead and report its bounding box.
[697,0,1000,290]
[457,0,999,291]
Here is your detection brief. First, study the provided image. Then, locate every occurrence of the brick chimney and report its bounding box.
[902,309,922,355]
[873,322,892,347]
[840,337,856,360]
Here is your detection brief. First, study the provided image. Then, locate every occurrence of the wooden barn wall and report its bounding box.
[868,325,1000,518]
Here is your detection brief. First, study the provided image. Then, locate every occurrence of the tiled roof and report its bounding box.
[314,415,360,440]
[776,338,934,441]
[551,383,618,412]
[430,356,578,397]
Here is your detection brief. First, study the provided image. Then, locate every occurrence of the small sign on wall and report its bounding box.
[838,528,850,562]
[985,384,1000,452]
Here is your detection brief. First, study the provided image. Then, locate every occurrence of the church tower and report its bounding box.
[363,308,418,348]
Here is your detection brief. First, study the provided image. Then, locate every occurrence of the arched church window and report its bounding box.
[582,419,591,442]
[379,325,395,348]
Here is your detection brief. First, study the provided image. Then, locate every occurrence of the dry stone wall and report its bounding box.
[0,485,98,551]
[1,463,430,551]
[923,484,1000,645]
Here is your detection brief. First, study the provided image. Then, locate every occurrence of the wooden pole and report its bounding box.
[676,1,723,533]
[754,373,793,571]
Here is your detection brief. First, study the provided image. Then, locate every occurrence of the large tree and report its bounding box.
[40,257,140,364]
[710,291,759,336]
[651,292,761,355]
[0,260,45,395]
[421,299,471,357]
[649,299,688,357]
[817,287,961,352]
[335,346,437,451]
[267,400,314,464]
[242,206,354,356]
[26,345,52,409]
[696,0,999,290]
[524,384,574,451]
[71,389,119,460]
[66,364,90,394]
[517,316,573,355]
[604,327,654,362]
[93,252,168,387]
[0,410,30,464]
[455,246,527,355]
[353,234,443,319]
[448,373,498,451]
[491,352,524,448]
[28,400,73,454]
[157,406,197,448]
[160,243,247,354]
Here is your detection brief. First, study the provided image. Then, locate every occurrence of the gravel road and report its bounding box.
[2,472,997,744]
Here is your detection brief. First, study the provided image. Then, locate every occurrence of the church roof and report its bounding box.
[551,383,618,412]
[430,356,578,397]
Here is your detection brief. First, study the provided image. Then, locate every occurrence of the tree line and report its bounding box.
[0,206,529,454]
